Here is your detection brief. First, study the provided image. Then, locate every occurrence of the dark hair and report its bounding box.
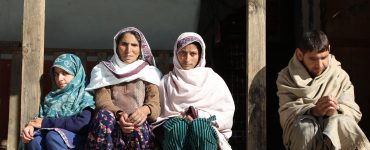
[116,31,142,48]
[191,42,202,56]
[298,30,330,53]
[191,42,202,66]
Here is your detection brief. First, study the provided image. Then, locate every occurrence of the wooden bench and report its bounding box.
[0,41,173,148]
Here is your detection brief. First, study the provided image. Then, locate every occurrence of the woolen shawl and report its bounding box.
[86,27,161,91]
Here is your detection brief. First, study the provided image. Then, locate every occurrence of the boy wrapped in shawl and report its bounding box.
[277,30,369,149]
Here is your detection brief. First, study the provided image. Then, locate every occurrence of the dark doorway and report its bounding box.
[266,0,297,149]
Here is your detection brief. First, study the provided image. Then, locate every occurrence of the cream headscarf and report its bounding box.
[158,32,235,141]
[86,27,161,91]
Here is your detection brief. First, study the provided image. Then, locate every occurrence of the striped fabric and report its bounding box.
[163,116,218,150]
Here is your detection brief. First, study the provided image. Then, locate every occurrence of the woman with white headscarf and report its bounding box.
[154,32,235,150]
[85,27,162,149]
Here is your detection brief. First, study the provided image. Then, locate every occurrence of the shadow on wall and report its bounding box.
[248,67,266,150]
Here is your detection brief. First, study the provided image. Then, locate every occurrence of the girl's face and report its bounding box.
[117,32,141,64]
[54,67,74,89]
[176,43,200,70]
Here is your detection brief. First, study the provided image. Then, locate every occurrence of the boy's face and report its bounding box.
[296,48,330,77]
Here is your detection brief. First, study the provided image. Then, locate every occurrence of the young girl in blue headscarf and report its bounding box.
[21,53,95,149]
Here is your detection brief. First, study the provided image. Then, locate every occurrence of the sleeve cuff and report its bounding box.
[143,104,152,116]
[41,118,51,128]
[115,110,123,121]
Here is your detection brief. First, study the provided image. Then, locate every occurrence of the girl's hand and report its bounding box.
[28,118,43,128]
[21,125,34,143]
[184,115,194,122]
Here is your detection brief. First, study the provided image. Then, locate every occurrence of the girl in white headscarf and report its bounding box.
[85,27,162,149]
[154,32,235,150]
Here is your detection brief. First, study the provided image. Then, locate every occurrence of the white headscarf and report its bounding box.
[86,27,161,91]
[158,32,235,141]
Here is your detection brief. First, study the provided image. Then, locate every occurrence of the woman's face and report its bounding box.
[54,67,74,89]
[177,43,200,70]
[117,32,141,64]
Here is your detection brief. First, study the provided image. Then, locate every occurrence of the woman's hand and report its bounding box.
[21,125,34,143]
[118,112,135,134]
[28,118,43,128]
[129,106,150,126]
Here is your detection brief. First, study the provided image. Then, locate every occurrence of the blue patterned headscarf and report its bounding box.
[39,53,95,118]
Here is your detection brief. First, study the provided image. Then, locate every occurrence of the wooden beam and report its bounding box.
[247,0,266,149]
[17,0,45,149]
